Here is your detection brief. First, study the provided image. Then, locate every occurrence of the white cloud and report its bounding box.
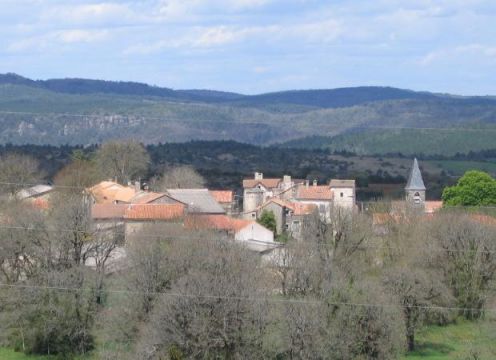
[253,66,271,73]
[418,43,496,65]
[7,29,110,52]
[124,19,342,54]
[57,29,109,43]
[40,2,142,25]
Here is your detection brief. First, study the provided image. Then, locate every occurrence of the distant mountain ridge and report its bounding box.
[0,73,454,107]
[0,73,495,155]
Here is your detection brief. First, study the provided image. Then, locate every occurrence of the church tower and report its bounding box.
[405,158,426,208]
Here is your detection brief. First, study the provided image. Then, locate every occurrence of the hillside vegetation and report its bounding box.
[282,128,496,156]
[0,74,496,154]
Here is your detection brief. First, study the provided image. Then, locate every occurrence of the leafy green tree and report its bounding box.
[442,171,496,206]
[258,210,277,234]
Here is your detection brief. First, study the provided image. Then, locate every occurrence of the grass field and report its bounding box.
[403,317,496,359]
[0,348,53,359]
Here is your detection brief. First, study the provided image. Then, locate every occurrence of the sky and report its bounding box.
[0,0,495,95]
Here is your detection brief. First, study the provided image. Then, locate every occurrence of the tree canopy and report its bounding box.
[95,140,149,184]
[442,170,496,206]
[258,210,277,234]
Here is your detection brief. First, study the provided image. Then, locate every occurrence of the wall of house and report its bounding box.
[235,223,274,243]
[331,187,355,210]
[125,221,184,241]
[243,188,265,215]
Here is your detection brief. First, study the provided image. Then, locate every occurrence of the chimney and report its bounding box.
[283,175,291,184]
[305,180,309,188]
[255,172,263,180]
[134,180,141,192]
[313,179,318,187]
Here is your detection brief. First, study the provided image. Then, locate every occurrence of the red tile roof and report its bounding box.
[292,202,317,216]
[261,198,316,216]
[243,178,281,189]
[32,198,50,210]
[185,215,253,232]
[92,203,185,221]
[92,204,128,219]
[124,204,185,221]
[295,185,333,200]
[425,201,443,214]
[209,190,234,204]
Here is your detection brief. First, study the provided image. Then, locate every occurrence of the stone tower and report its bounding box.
[405,158,426,208]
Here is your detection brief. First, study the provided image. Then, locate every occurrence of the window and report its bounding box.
[252,213,256,218]
[340,192,344,197]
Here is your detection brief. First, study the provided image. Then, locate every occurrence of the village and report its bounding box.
[12,158,452,269]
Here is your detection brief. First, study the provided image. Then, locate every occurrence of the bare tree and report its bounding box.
[427,213,496,319]
[327,277,405,360]
[95,140,149,184]
[0,153,42,197]
[0,202,48,284]
[151,165,205,190]
[135,236,271,359]
[383,267,451,351]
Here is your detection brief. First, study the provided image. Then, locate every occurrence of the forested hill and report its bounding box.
[0,73,496,155]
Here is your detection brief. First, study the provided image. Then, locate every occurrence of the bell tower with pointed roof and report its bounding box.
[405,158,426,208]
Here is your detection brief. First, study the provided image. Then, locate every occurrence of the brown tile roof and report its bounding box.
[209,190,234,204]
[185,215,253,232]
[329,179,356,188]
[295,185,333,200]
[88,181,136,204]
[92,203,185,221]
[243,178,281,189]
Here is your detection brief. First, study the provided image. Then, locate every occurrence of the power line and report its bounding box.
[0,282,494,313]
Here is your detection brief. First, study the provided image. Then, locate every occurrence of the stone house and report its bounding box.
[91,203,186,241]
[16,184,54,210]
[329,179,356,210]
[294,180,334,222]
[258,198,317,239]
[242,172,304,216]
